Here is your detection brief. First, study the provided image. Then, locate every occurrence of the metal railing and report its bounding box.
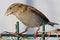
[0,21,60,40]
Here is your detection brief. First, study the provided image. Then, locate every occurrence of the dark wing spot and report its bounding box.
[10,7,12,9]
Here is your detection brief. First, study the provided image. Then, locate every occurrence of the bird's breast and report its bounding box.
[15,11,43,27]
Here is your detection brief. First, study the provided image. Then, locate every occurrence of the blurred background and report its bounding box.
[0,0,60,40]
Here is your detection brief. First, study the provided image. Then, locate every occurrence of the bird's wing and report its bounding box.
[28,6,50,22]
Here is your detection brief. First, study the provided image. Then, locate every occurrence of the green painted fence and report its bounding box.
[0,21,60,40]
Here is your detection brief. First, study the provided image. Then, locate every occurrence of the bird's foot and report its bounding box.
[33,31,38,38]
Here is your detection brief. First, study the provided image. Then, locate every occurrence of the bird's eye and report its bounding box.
[10,7,12,9]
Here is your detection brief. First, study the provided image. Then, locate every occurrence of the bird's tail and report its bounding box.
[48,22,59,26]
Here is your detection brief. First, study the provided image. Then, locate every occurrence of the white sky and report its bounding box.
[0,0,60,40]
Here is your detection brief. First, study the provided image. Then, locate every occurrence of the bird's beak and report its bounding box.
[5,12,12,16]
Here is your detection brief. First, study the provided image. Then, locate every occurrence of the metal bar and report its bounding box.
[1,34,60,37]
[42,20,45,40]
[16,21,19,33]
[0,21,60,40]
[16,21,19,40]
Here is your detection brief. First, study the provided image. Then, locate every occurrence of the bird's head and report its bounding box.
[5,3,22,16]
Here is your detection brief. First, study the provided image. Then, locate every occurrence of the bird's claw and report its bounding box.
[33,31,38,38]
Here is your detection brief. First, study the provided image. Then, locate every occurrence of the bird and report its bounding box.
[5,3,59,38]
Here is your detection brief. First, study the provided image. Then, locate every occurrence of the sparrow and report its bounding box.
[5,3,59,38]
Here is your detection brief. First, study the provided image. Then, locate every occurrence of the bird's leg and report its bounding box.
[19,27,28,34]
[19,27,28,40]
[34,27,40,38]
